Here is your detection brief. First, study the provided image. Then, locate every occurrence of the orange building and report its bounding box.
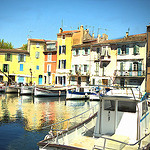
[44,40,57,85]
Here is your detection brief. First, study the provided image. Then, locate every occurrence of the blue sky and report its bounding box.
[0,0,150,48]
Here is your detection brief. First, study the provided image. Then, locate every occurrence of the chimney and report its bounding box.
[80,25,84,31]
[97,34,101,42]
[59,28,63,33]
[126,32,129,37]
[92,33,94,38]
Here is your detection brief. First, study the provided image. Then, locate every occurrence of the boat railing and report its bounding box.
[42,103,99,136]
[93,131,150,150]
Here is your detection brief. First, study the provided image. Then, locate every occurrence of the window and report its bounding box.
[101,46,106,56]
[3,64,9,72]
[75,65,78,72]
[48,53,52,61]
[76,49,79,55]
[84,65,87,72]
[47,64,51,72]
[47,43,55,50]
[142,101,148,115]
[59,45,66,54]
[62,35,65,39]
[133,62,138,71]
[71,76,75,81]
[58,60,66,69]
[104,100,115,111]
[97,47,100,53]
[85,48,88,55]
[5,53,12,61]
[117,45,129,55]
[62,45,66,54]
[36,43,40,48]
[118,101,136,113]
[18,54,26,62]
[20,64,23,71]
[35,52,40,59]
[133,45,139,55]
[36,65,39,70]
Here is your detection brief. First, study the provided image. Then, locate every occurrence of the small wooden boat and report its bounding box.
[20,86,34,95]
[34,86,66,97]
[5,86,19,93]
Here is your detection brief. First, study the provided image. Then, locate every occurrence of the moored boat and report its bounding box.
[5,86,19,93]
[34,86,66,97]
[38,88,150,150]
[20,86,34,95]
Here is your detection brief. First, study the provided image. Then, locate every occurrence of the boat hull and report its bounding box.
[20,86,34,95]
[34,87,66,97]
[66,90,89,100]
[5,86,19,93]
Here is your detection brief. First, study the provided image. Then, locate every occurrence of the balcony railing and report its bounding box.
[114,70,145,77]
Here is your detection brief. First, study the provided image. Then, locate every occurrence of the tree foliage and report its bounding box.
[0,39,13,49]
[21,44,27,50]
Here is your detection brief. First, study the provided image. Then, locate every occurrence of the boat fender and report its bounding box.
[85,93,88,97]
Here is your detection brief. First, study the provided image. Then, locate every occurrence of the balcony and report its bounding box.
[114,70,145,77]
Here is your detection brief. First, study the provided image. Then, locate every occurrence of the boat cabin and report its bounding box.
[94,93,149,143]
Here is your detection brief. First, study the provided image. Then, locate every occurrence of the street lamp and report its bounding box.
[29,68,32,85]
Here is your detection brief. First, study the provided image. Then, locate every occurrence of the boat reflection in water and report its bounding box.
[0,93,98,150]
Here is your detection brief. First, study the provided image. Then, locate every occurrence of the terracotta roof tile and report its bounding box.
[28,39,46,42]
[0,49,29,55]
[94,33,147,46]
[57,30,80,35]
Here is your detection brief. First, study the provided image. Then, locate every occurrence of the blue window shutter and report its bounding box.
[36,65,39,70]
[64,46,66,54]
[55,77,57,84]
[118,48,121,55]
[20,64,23,71]
[64,60,66,69]
[59,46,61,54]
[126,46,129,54]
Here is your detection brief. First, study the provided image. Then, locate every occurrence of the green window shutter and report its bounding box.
[138,62,142,71]
[3,64,4,72]
[72,65,74,74]
[8,64,9,72]
[136,45,139,54]
[73,49,76,55]
[82,48,85,55]
[126,46,129,54]
[118,48,121,55]
[120,62,123,71]
[88,47,90,55]
[87,65,89,72]
[129,63,132,71]
[81,65,83,73]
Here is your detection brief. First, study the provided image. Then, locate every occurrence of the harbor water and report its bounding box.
[0,93,99,150]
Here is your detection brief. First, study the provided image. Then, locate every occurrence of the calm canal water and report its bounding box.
[0,93,99,150]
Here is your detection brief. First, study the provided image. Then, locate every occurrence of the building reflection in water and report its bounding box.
[0,94,97,131]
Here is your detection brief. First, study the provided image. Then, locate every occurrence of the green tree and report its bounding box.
[21,44,27,50]
[0,39,13,49]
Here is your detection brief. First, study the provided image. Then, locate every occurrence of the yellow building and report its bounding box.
[27,39,46,85]
[55,25,93,86]
[0,49,31,84]
[0,39,46,85]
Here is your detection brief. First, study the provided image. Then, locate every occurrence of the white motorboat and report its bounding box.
[38,88,150,150]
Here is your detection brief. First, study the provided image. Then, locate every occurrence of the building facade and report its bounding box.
[43,40,57,85]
